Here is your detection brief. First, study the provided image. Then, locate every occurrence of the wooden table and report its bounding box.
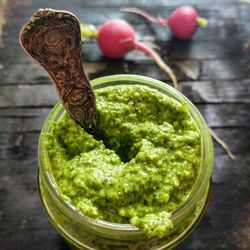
[0,0,249,249]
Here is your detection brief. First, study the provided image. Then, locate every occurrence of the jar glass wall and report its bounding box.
[38,74,214,250]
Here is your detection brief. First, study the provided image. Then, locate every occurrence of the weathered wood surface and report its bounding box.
[0,0,250,250]
[1,80,250,107]
[0,128,249,160]
[0,105,249,132]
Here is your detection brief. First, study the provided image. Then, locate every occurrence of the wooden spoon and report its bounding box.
[19,8,102,140]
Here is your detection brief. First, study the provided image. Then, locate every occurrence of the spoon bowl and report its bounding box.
[19,8,102,139]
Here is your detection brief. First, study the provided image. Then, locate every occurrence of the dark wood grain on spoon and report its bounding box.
[19,8,102,140]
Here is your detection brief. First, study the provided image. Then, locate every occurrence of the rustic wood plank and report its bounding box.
[0,129,249,249]
[1,57,249,86]
[0,60,202,83]
[0,132,38,160]
[197,104,250,128]
[200,59,250,80]
[0,157,70,250]
[181,151,250,249]
[81,38,247,61]
[1,20,249,64]
[0,85,57,107]
[123,59,249,81]
[0,150,249,250]
[212,128,250,156]
[5,9,249,43]
[0,79,250,108]
[1,1,249,67]
[2,17,248,67]
[33,0,214,8]
[0,0,8,47]
[213,79,250,102]
[181,79,250,103]
[0,104,249,133]
[5,2,250,26]
[0,128,248,161]
[4,0,245,10]
[0,62,124,84]
[2,30,249,64]
[157,39,246,61]
[1,0,248,85]
[0,108,50,132]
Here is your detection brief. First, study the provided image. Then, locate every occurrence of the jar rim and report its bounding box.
[38,74,214,235]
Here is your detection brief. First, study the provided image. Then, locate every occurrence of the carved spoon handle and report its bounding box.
[19,8,102,140]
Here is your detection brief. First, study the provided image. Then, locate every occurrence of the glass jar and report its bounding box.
[38,74,214,250]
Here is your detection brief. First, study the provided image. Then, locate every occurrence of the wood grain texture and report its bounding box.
[0,151,249,250]
[0,104,249,132]
[0,128,249,161]
[1,58,248,85]
[0,0,8,47]
[0,80,250,108]
[0,0,249,249]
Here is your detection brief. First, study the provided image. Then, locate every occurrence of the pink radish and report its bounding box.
[97,19,178,88]
[92,20,236,161]
[120,6,207,40]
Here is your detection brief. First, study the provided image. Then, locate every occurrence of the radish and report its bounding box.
[120,6,207,40]
[97,19,178,89]
[85,20,235,161]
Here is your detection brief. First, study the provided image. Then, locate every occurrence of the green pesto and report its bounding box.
[43,85,201,238]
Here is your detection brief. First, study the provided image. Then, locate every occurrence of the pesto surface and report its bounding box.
[43,85,201,238]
